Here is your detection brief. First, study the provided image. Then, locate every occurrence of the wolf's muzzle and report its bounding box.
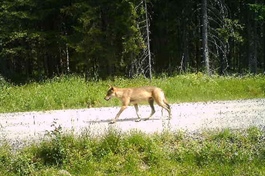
[104,96,111,101]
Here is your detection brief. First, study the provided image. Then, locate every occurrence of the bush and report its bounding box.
[1,126,265,175]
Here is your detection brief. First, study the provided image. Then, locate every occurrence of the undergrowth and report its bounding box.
[0,127,265,175]
[0,74,264,113]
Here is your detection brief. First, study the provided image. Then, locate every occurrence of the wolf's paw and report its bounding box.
[109,120,116,124]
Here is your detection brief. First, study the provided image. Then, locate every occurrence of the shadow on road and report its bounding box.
[88,117,161,123]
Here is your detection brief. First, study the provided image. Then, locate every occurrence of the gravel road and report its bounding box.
[0,98,265,148]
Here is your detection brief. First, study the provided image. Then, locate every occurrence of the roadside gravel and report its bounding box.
[0,98,265,148]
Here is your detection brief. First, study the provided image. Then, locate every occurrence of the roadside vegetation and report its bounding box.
[0,127,265,175]
[0,73,265,113]
[0,74,265,175]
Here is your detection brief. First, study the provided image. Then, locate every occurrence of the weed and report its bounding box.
[92,129,123,160]
[0,129,265,175]
[36,121,67,167]
[0,74,265,175]
[11,152,36,176]
[0,74,265,113]
[0,142,12,175]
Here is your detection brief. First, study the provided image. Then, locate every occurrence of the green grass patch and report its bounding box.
[0,74,265,113]
[0,127,265,175]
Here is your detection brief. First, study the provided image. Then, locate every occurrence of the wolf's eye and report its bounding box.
[109,88,114,93]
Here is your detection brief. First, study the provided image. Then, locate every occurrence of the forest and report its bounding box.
[0,0,265,83]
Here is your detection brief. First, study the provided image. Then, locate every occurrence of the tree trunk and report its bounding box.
[144,0,152,80]
[66,44,70,73]
[202,0,210,75]
[247,6,258,74]
[263,1,265,73]
[181,26,189,73]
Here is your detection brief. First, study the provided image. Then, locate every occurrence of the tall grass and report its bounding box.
[0,74,265,113]
[0,127,264,175]
[1,74,264,175]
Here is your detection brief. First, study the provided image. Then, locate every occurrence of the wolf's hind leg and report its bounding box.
[156,98,171,120]
[160,101,171,120]
[134,104,142,122]
[145,98,155,120]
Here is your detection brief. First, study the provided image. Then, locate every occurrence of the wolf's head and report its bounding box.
[104,85,116,101]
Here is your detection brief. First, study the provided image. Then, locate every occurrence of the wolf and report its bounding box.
[104,86,171,124]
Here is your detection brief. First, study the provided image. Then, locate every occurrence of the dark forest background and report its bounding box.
[1,0,265,83]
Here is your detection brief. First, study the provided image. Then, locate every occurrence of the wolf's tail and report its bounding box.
[153,88,171,118]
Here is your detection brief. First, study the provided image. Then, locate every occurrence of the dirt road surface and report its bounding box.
[0,98,264,148]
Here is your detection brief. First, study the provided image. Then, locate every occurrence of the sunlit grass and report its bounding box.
[0,127,265,175]
[0,74,264,113]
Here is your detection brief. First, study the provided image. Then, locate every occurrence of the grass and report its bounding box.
[0,73,265,113]
[0,127,265,175]
[0,74,265,175]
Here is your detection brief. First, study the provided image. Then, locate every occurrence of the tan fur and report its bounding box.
[104,86,171,124]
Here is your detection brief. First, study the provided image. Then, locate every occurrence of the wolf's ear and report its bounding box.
[108,85,115,91]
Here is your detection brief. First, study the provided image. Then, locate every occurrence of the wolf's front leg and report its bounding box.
[134,104,141,122]
[109,106,127,124]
